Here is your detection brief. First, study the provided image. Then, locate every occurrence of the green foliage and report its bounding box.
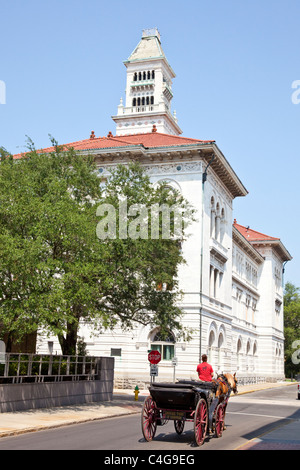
[0,141,195,354]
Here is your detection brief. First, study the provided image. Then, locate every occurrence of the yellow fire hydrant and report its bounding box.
[134,385,140,401]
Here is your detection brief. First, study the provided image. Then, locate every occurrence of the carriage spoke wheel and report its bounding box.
[194,398,208,446]
[214,403,225,438]
[174,419,185,434]
[141,396,158,442]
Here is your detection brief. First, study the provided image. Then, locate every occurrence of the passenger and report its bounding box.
[196,354,214,382]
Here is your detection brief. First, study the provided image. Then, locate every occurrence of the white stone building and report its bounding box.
[37,29,291,385]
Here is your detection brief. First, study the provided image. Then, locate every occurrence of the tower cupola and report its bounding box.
[112,28,182,136]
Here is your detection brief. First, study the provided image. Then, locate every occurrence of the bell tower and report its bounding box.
[112,28,182,136]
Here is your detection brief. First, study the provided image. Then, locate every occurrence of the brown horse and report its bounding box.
[214,372,238,399]
[213,373,237,431]
[223,373,238,395]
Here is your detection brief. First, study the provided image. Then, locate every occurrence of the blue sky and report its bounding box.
[1,0,299,287]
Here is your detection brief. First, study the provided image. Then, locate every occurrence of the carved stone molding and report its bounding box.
[97,161,203,176]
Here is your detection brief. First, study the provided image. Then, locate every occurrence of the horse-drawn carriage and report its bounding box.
[141,373,237,446]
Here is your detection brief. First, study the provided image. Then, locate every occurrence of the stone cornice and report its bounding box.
[251,239,292,263]
[83,142,248,199]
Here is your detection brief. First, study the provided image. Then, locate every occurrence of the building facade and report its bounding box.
[36,29,291,385]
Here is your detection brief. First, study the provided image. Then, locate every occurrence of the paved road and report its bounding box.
[0,385,298,450]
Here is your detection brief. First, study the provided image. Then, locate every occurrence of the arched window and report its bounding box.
[208,329,216,364]
[150,95,154,105]
[237,338,242,371]
[137,97,141,106]
[218,332,224,349]
[151,330,175,361]
[215,202,220,241]
[218,332,224,369]
[152,70,155,79]
[246,340,251,371]
[147,71,151,79]
[143,71,146,80]
[142,96,145,105]
[134,73,137,81]
[220,208,225,243]
[132,98,136,106]
[146,96,150,105]
[210,197,215,237]
[139,72,142,81]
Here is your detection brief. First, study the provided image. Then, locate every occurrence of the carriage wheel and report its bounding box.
[214,403,225,438]
[194,398,208,446]
[141,396,158,442]
[174,419,185,434]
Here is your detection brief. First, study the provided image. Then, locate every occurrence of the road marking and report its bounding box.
[231,397,299,407]
[228,411,296,420]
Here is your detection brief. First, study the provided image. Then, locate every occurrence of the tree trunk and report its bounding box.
[58,321,78,355]
[5,333,13,353]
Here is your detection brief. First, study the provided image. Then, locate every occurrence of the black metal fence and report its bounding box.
[0,353,100,384]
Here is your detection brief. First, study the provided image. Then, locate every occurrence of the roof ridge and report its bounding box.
[116,131,213,142]
[233,221,280,241]
[108,135,144,145]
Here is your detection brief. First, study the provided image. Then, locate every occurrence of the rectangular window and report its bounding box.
[163,345,174,360]
[110,348,122,357]
[150,344,174,361]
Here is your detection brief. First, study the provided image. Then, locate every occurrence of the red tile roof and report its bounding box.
[110,132,214,147]
[13,131,215,159]
[233,220,280,242]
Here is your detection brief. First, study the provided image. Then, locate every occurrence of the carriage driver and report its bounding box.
[196,354,214,382]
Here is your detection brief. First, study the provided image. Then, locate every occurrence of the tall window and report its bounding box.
[215,203,220,241]
[151,330,175,361]
[217,332,225,370]
[220,208,225,243]
[210,197,215,237]
[208,329,215,364]
[237,339,242,371]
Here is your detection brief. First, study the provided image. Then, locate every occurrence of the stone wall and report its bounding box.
[0,356,114,412]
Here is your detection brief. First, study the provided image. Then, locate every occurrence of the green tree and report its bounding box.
[0,143,194,354]
[0,141,102,353]
[284,282,300,377]
[95,163,194,338]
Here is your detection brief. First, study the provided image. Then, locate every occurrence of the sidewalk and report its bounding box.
[0,381,298,449]
[234,381,300,450]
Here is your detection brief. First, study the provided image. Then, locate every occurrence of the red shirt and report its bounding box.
[196,362,213,382]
